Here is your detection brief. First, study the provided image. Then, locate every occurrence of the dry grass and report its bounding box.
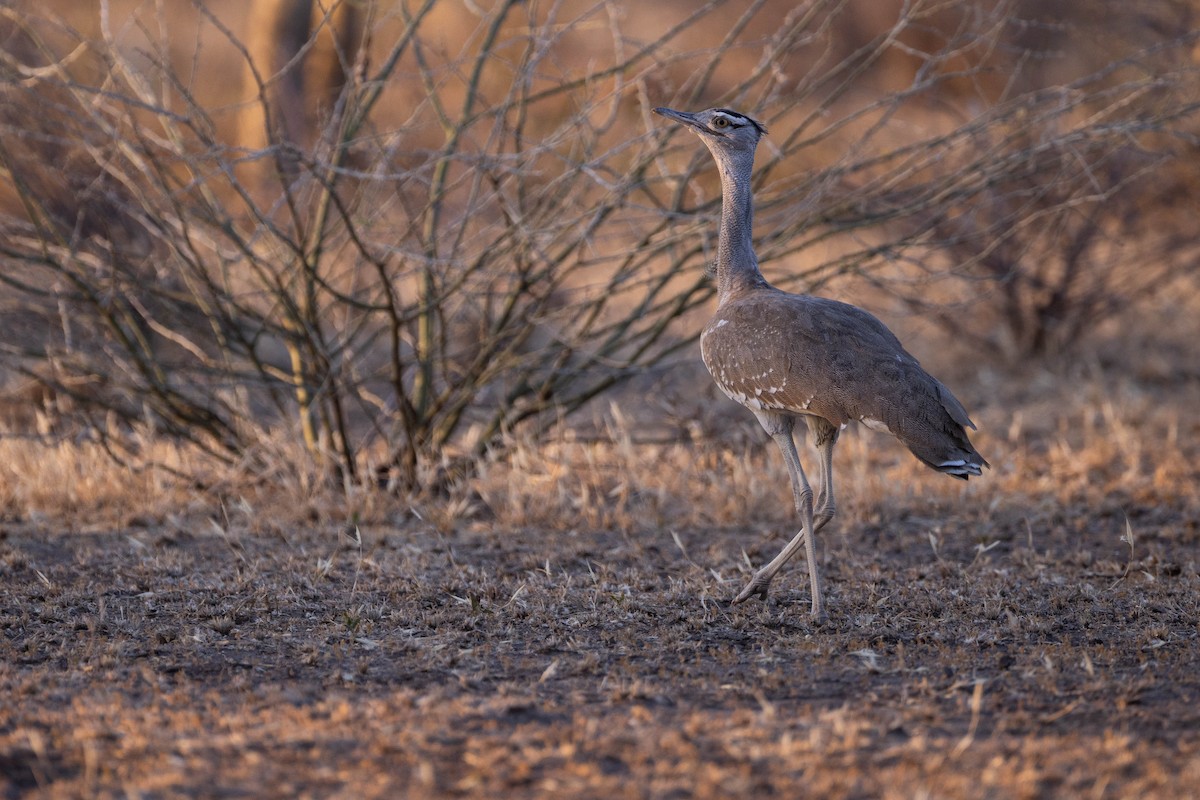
[2,356,1199,797]
[1,355,1196,534]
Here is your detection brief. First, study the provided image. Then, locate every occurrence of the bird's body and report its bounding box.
[653,105,987,622]
[701,289,982,477]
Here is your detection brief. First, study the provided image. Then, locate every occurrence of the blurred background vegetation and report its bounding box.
[0,0,1196,506]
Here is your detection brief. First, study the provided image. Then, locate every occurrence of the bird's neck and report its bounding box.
[714,151,768,306]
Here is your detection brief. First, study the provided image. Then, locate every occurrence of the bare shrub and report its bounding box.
[865,2,1200,360]
[0,0,1196,492]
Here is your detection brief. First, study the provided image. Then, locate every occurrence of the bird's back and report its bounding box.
[700,287,987,478]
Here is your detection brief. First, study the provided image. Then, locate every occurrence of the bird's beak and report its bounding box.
[653,107,704,134]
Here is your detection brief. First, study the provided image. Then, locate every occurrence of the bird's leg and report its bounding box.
[807,417,840,531]
[734,413,826,622]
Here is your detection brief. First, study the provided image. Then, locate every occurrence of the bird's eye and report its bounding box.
[712,116,731,129]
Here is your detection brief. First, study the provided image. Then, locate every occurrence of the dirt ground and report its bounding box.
[2,487,1198,799]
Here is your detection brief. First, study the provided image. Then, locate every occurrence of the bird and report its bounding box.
[653,106,988,623]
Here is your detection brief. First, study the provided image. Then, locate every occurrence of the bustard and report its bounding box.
[654,106,988,623]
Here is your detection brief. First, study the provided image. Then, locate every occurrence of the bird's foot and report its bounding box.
[810,605,829,626]
[732,571,773,605]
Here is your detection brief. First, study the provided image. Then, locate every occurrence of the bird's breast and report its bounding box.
[701,316,805,414]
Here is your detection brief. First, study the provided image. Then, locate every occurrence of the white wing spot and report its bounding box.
[720,384,764,411]
[715,319,729,328]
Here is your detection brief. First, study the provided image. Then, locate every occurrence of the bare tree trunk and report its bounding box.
[304,0,362,128]
[236,0,362,181]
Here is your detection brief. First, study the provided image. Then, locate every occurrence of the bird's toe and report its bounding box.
[732,574,772,605]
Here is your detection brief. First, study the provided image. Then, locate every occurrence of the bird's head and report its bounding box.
[652,107,767,155]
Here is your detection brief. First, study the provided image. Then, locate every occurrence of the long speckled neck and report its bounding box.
[711,145,769,307]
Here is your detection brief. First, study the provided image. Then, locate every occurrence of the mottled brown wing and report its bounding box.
[701,290,987,477]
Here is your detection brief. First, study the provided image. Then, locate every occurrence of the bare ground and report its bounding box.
[2,489,1198,799]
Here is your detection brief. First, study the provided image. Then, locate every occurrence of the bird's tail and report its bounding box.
[906,376,989,480]
[914,443,989,480]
